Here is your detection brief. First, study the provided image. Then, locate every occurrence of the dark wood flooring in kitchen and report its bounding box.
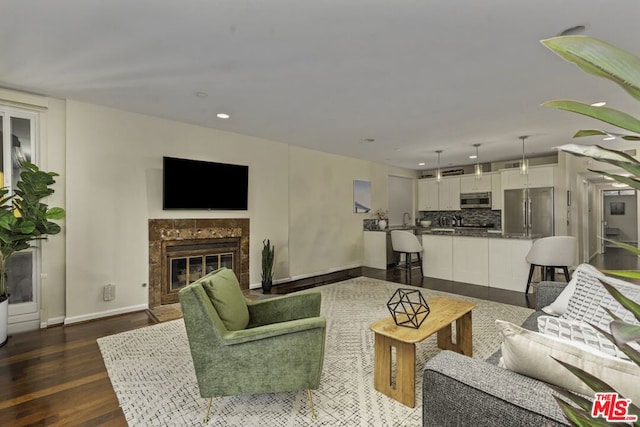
[0,249,635,425]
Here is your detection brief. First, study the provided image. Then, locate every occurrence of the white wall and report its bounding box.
[63,100,416,322]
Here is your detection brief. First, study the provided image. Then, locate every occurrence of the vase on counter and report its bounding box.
[378,219,387,230]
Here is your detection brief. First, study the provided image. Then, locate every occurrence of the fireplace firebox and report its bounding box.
[149,219,249,308]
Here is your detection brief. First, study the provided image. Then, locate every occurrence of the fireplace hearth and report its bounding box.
[148,219,249,308]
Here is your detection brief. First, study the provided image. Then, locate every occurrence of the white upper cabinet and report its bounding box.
[417,178,439,211]
[418,176,460,211]
[460,174,492,193]
[501,165,556,190]
[438,177,460,211]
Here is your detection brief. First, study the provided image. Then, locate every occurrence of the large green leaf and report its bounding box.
[553,396,612,427]
[609,321,640,346]
[601,239,640,256]
[543,100,640,134]
[541,36,640,101]
[574,130,640,141]
[600,281,640,322]
[555,144,640,164]
[45,207,65,220]
[591,171,640,191]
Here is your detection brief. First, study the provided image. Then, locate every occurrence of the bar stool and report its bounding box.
[390,230,424,283]
[525,236,577,294]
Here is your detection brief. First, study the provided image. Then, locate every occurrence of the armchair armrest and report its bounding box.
[246,291,321,327]
[535,281,567,311]
[221,316,326,346]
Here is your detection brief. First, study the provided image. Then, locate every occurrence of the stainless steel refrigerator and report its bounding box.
[503,187,554,236]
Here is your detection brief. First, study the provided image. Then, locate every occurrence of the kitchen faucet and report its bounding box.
[402,212,411,227]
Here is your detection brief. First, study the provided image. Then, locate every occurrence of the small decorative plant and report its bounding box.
[372,209,389,220]
[542,35,640,426]
[0,162,65,302]
[261,239,275,292]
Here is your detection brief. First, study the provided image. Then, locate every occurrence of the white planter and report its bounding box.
[0,298,7,347]
[378,220,387,230]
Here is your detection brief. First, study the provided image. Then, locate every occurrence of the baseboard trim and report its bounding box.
[40,316,65,329]
[249,264,362,290]
[64,304,148,325]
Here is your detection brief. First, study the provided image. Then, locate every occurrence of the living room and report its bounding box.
[2,1,640,426]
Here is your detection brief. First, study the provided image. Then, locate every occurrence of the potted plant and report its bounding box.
[541,35,640,425]
[373,209,389,230]
[261,239,275,292]
[0,162,65,347]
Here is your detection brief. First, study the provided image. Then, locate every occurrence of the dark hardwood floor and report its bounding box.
[0,251,634,425]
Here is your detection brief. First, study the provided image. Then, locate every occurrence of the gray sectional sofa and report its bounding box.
[422,281,569,427]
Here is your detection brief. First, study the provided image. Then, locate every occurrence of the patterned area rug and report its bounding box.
[98,277,533,426]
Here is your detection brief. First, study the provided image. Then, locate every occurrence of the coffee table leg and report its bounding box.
[457,311,473,357]
[436,312,473,357]
[373,333,416,407]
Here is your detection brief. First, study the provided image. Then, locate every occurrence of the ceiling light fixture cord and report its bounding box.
[473,143,482,180]
[436,150,443,183]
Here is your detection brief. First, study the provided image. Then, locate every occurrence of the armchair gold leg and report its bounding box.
[204,397,213,423]
[307,389,317,420]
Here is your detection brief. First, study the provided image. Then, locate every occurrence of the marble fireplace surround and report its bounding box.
[148,218,250,309]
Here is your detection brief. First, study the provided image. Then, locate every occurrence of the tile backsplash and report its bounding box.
[363,209,501,230]
[420,209,501,228]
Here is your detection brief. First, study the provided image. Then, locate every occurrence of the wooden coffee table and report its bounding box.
[369,296,475,407]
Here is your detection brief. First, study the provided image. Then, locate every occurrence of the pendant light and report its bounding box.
[435,150,443,183]
[473,143,482,180]
[519,136,529,175]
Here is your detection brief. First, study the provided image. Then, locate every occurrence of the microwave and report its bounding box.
[460,192,491,209]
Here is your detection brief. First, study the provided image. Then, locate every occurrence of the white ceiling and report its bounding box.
[1,0,639,171]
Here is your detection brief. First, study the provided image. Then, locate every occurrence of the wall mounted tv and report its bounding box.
[163,156,249,210]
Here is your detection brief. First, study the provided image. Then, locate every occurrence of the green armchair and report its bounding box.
[178,268,326,421]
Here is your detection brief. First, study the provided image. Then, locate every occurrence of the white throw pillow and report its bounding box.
[562,269,640,329]
[541,263,601,316]
[496,320,640,403]
[537,315,629,360]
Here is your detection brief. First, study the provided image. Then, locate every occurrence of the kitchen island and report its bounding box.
[418,228,536,292]
[363,227,537,293]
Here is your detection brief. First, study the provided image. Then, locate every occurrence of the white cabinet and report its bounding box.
[460,174,492,193]
[438,177,461,211]
[421,235,453,280]
[417,179,439,211]
[501,165,556,190]
[363,231,389,270]
[452,237,489,286]
[491,173,502,210]
[488,238,533,292]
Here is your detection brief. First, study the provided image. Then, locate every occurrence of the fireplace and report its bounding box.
[148,219,249,308]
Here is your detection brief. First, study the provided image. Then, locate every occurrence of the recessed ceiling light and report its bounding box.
[195,92,208,98]
[418,162,425,166]
[603,135,616,141]
[469,155,477,159]
[612,182,629,188]
[603,176,614,180]
[591,101,606,107]
[216,113,230,119]
[363,138,375,143]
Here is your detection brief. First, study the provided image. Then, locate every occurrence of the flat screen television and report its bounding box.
[163,156,249,210]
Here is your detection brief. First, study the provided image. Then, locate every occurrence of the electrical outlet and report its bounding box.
[103,284,116,301]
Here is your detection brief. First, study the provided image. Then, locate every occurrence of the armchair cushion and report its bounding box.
[200,268,249,331]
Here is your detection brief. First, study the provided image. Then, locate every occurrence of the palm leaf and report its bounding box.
[553,396,613,427]
[541,36,640,101]
[543,101,640,134]
[600,238,640,256]
[600,281,640,322]
[551,357,616,393]
[574,130,640,141]
[548,384,594,413]
[609,321,640,346]
[589,171,640,191]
